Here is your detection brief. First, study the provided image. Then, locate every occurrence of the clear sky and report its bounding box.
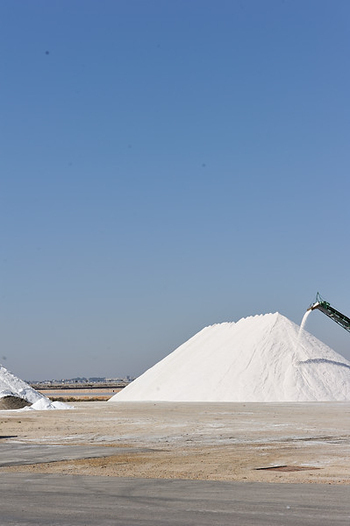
[1,0,350,381]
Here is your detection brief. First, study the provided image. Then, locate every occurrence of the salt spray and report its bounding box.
[295,309,312,362]
[299,309,312,335]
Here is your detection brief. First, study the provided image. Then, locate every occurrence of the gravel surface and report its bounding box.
[0,401,349,484]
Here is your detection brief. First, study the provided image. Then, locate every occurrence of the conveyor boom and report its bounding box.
[308,292,350,334]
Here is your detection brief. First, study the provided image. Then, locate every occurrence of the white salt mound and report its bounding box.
[109,313,350,402]
[0,364,70,410]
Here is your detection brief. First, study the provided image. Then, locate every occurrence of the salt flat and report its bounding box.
[0,401,349,484]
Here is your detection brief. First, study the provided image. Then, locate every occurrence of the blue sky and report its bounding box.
[1,0,350,380]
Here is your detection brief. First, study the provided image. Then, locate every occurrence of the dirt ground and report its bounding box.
[1,401,349,484]
[38,387,123,401]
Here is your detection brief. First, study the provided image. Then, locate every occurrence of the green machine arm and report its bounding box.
[308,292,350,334]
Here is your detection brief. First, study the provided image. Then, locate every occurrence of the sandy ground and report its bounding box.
[38,388,123,401]
[0,401,349,484]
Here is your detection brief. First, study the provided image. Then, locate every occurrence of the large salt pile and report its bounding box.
[0,364,67,410]
[109,313,350,402]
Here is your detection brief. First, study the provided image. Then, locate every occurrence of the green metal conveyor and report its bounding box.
[308,292,350,334]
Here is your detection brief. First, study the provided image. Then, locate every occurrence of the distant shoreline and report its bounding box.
[30,382,129,401]
[30,381,130,390]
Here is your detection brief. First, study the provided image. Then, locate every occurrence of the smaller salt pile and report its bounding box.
[109,313,350,402]
[0,364,69,410]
